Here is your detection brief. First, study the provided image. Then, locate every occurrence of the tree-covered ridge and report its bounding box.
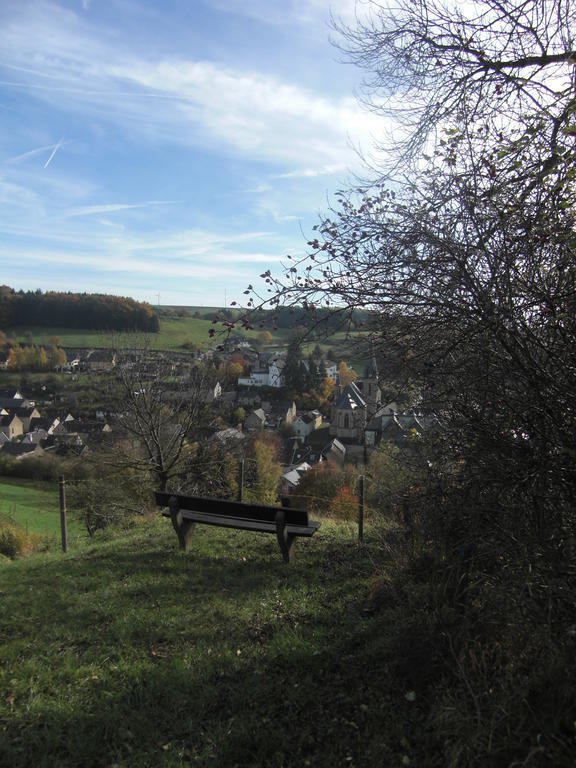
[0,286,159,333]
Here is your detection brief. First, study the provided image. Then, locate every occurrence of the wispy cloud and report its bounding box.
[61,201,179,218]
[0,1,380,172]
[0,0,377,305]
[207,0,361,27]
[272,163,347,179]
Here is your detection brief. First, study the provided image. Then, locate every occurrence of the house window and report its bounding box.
[344,413,350,429]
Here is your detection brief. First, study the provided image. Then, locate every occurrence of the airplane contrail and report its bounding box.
[44,138,64,169]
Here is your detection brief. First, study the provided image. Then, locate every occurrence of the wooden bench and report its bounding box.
[155,492,321,563]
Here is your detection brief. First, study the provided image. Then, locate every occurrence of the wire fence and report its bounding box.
[57,457,398,549]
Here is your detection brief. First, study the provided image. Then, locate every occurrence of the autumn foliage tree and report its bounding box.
[245,434,283,505]
[7,344,66,371]
[291,462,358,519]
[337,361,357,388]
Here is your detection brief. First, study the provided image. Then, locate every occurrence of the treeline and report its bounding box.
[0,286,159,333]
[7,344,67,371]
[216,305,372,335]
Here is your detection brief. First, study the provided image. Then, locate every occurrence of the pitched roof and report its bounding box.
[0,413,21,426]
[0,397,27,410]
[22,429,48,444]
[333,382,366,411]
[210,427,246,444]
[247,408,266,422]
[366,412,440,440]
[86,349,115,363]
[321,438,346,460]
[10,406,40,419]
[1,442,42,457]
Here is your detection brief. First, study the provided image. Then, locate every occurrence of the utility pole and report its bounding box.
[238,459,244,502]
[358,474,365,546]
[59,476,68,553]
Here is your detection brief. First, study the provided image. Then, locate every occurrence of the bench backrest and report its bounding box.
[155,491,310,526]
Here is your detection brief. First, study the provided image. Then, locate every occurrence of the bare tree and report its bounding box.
[239,4,576,764]
[244,1,576,547]
[333,0,576,177]
[111,342,214,492]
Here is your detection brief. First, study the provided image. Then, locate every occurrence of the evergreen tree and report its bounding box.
[283,338,307,391]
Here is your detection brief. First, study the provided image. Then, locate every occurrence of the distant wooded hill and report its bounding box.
[159,304,373,334]
[0,286,159,333]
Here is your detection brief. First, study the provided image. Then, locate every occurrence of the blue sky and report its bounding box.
[0,0,382,307]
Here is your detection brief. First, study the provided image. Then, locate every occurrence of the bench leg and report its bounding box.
[275,510,296,563]
[169,496,195,552]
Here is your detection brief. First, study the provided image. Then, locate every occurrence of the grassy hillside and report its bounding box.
[1,513,572,767]
[0,480,84,539]
[5,317,369,370]
[4,317,217,352]
[0,518,434,768]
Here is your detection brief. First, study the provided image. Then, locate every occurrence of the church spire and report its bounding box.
[364,341,378,380]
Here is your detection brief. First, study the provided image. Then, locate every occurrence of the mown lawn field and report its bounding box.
[5,317,217,352]
[0,517,432,768]
[6,312,370,368]
[0,479,84,540]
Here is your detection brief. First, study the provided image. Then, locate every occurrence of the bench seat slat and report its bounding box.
[161,510,320,537]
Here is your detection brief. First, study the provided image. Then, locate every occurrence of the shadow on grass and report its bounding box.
[1,609,422,768]
[1,524,402,768]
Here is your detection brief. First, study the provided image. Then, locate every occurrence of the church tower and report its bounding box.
[354,350,381,418]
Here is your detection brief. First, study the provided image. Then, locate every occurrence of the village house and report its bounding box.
[238,352,286,388]
[162,381,222,405]
[292,410,323,442]
[68,420,113,443]
[21,428,49,445]
[11,405,41,433]
[263,400,297,430]
[0,413,23,440]
[244,408,266,433]
[209,427,246,447]
[321,438,347,465]
[84,349,117,372]
[279,461,312,496]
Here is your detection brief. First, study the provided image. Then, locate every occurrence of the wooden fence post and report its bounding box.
[238,459,244,502]
[358,474,365,546]
[58,475,68,553]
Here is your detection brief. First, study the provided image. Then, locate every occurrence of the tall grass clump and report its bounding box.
[0,521,43,559]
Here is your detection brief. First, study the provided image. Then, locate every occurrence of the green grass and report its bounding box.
[7,317,272,352]
[6,318,217,352]
[6,313,371,365]
[0,518,430,768]
[0,480,84,539]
